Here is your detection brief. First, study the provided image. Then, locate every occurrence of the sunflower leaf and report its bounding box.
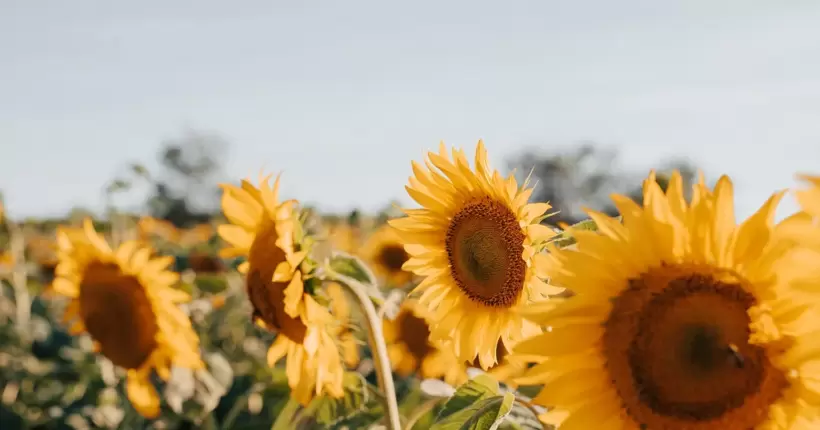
[548,218,601,248]
[325,252,385,305]
[327,252,376,285]
[429,392,515,430]
[295,371,369,427]
[434,374,500,422]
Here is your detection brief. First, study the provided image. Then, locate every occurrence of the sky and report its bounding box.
[2,0,820,221]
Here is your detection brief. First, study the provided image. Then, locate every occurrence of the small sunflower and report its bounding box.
[325,222,360,254]
[52,219,203,418]
[361,225,413,287]
[383,299,468,386]
[137,217,180,243]
[27,235,59,279]
[389,140,559,368]
[326,282,361,368]
[513,171,820,429]
[217,174,345,405]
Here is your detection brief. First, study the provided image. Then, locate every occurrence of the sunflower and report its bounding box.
[512,171,820,429]
[217,173,345,405]
[52,219,203,418]
[137,217,180,243]
[383,299,468,386]
[361,225,413,287]
[27,234,59,279]
[326,282,361,368]
[325,222,360,254]
[389,140,559,369]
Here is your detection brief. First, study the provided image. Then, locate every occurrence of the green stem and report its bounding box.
[328,271,402,430]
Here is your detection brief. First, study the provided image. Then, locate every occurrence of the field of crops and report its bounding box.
[2,141,820,430]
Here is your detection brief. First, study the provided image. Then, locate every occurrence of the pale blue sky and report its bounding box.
[2,0,819,220]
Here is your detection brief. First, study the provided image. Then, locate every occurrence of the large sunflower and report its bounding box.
[389,140,559,368]
[383,299,468,386]
[361,224,413,287]
[512,171,820,429]
[217,174,345,405]
[52,219,203,418]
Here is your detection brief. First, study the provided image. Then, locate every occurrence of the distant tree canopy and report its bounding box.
[139,129,230,228]
[506,142,698,225]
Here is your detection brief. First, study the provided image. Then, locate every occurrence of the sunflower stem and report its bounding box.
[327,270,402,430]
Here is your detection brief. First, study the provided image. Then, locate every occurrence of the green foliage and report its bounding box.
[429,375,515,430]
[292,372,373,429]
[193,274,229,294]
[328,252,376,286]
[546,218,597,248]
[326,252,386,306]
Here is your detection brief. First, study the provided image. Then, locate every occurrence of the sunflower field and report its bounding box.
[2,140,820,430]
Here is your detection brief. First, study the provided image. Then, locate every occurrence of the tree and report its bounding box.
[142,129,230,228]
[506,142,623,225]
[507,143,700,226]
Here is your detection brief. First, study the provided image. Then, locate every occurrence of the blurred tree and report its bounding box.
[506,142,623,225]
[141,129,230,228]
[507,143,700,225]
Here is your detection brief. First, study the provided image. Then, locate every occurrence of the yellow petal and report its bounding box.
[125,372,161,419]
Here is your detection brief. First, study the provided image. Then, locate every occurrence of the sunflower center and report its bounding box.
[398,311,432,360]
[603,267,788,429]
[247,219,307,344]
[78,262,159,370]
[378,244,409,274]
[445,197,526,308]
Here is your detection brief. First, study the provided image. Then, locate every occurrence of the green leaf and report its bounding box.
[500,402,546,430]
[326,253,385,305]
[296,372,369,428]
[435,374,499,422]
[430,392,515,430]
[328,252,376,286]
[548,218,601,248]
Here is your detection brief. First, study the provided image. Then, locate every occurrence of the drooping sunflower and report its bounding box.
[52,219,203,418]
[383,299,468,386]
[217,174,345,405]
[512,171,820,429]
[389,140,559,368]
[361,224,413,287]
